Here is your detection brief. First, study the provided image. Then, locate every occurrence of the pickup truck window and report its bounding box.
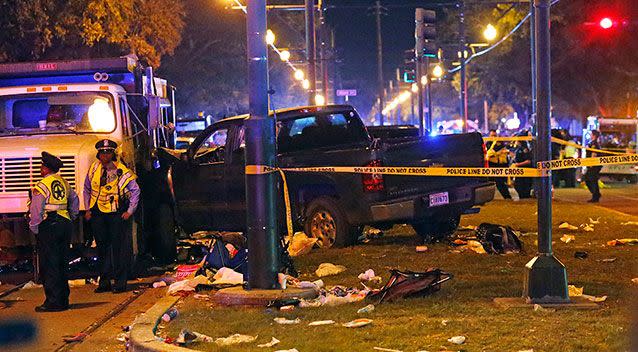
[194,128,227,164]
[278,112,369,153]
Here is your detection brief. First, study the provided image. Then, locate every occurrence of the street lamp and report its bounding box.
[432,64,444,79]
[279,50,291,62]
[315,94,326,105]
[302,79,310,89]
[294,69,305,81]
[266,29,276,45]
[411,83,418,93]
[483,24,497,41]
[420,75,428,86]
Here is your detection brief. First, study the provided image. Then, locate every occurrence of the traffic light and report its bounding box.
[402,49,416,83]
[415,8,437,58]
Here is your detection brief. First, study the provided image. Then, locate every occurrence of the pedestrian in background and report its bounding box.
[84,140,140,293]
[29,152,79,312]
[585,130,602,202]
[486,129,512,199]
[512,131,533,199]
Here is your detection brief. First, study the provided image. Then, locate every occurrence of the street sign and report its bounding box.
[336,89,357,97]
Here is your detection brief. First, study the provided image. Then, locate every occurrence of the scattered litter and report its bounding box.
[357,304,375,314]
[465,240,487,254]
[574,251,588,259]
[342,318,373,328]
[280,305,295,312]
[363,227,384,240]
[632,278,638,284]
[560,234,575,243]
[315,263,347,277]
[68,279,86,287]
[215,333,257,346]
[274,349,299,352]
[193,293,210,300]
[167,275,210,296]
[459,225,477,231]
[115,333,128,342]
[278,273,287,290]
[373,347,403,352]
[475,223,522,254]
[589,217,600,224]
[620,221,638,226]
[415,245,428,252]
[257,337,280,348]
[161,308,179,322]
[568,285,607,302]
[288,232,318,257]
[582,294,607,303]
[518,350,534,352]
[176,329,215,344]
[212,267,244,285]
[297,279,323,290]
[21,281,42,290]
[533,304,555,313]
[568,285,584,296]
[358,269,382,285]
[274,317,301,325]
[174,264,201,280]
[600,258,617,263]
[558,222,578,230]
[153,281,167,288]
[582,224,594,232]
[308,320,335,326]
[447,336,466,345]
[63,332,88,343]
[607,238,638,246]
[452,239,467,245]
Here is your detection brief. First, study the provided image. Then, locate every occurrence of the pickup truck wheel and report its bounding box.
[154,203,177,264]
[412,214,461,243]
[304,197,354,248]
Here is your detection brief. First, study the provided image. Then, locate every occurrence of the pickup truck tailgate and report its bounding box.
[380,132,486,198]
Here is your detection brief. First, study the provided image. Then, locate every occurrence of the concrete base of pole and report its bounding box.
[493,296,600,310]
[213,286,318,306]
[523,254,569,303]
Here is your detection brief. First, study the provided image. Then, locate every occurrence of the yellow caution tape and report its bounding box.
[537,153,638,170]
[247,165,545,177]
[483,136,534,142]
[549,137,627,156]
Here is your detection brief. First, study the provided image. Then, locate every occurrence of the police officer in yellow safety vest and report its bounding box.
[486,129,512,199]
[29,152,79,312]
[83,139,140,293]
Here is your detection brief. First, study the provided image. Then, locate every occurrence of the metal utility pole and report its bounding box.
[245,0,279,289]
[458,0,468,133]
[375,0,385,125]
[523,0,569,303]
[425,57,433,132]
[319,0,329,103]
[305,0,317,104]
[530,0,537,132]
[415,9,425,136]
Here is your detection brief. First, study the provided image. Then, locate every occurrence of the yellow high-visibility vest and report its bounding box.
[33,173,70,220]
[87,161,136,213]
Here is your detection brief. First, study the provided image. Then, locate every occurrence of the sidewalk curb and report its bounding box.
[129,295,194,352]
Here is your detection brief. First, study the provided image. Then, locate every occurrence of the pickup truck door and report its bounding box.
[176,127,229,232]
[223,125,247,229]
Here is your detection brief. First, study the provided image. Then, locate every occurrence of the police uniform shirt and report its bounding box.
[83,162,140,214]
[515,143,532,165]
[29,173,80,234]
[587,139,601,158]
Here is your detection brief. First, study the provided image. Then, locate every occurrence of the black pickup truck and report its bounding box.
[158,105,494,250]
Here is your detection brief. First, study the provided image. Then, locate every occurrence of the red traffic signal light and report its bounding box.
[599,17,613,29]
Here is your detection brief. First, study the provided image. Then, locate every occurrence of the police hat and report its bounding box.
[95,139,117,153]
[41,151,63,172]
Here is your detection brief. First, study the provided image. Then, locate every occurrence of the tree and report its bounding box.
[0,0,185,67]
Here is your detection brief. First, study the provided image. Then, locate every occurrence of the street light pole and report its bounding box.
[305,0,317,104]
[319,0,329,103]
[458,0,468,133]
[523,0,569,303]
[245,0,280,289]
[375,0,385,126]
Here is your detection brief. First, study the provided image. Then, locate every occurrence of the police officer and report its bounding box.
[512,131,533,199]
[29,152,79,312]
[486,129,512,199]
[585,130,602,202]
[84,140,140,293]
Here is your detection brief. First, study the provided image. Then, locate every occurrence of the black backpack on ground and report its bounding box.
[475,223,523,254]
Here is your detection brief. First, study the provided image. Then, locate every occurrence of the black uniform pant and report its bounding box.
[585,166,602,200]
[489,162,511,199]
[514,176,533,199]
[37,214,71,308]
[91,210,131,289]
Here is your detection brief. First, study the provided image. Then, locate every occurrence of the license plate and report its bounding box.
[429,192,449,207]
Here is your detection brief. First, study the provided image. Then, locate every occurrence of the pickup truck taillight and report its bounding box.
[363,160,385,192]
[482,142,489,168]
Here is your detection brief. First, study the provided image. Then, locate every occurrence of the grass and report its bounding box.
[159,200,637,352]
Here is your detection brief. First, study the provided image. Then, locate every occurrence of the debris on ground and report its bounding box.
[174,264,202,280]
[415,245,428,252]
[176,329,215,344]
[279,305,295,312]
[581,224,595,232]
[62,332,88,343]
[574,251,588,259]
[257,337,280,348]
[475,223,523,254]
[295,279,324,290]
[606,238,638,246]
[274,317,301,325]
[342,318,373,328]
[115,332,128,342]
[371,269,452,303]
[459,225,477,231]
[212,267,243,285]
[568,285,607,302]
[287,232,318,257]
[620,221,638,226]
[600,258,617,263]
[357,304,375,314]
[274,349,299,352]
[359,227,384,243]
[373,347,403,352]
[67,279,87,287]
[21,281,42,290]
[278,273,287,289]
[441,319,449,326]
[447,335,466,345]
[315,263,347,277]
[560,234,576,243]
[193,293,210,300]
[215,333,257,346]
[358,269,382,286]
[559,222,579,230]
[167,275,211,296]
[299,285,369,307]
[589,217,600,224]
[632,278,638,284]
[533,304,555,313]
[308,320,335,326]
[162,308,179,322]
[464,240,487,254]
[153,281,167,288]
